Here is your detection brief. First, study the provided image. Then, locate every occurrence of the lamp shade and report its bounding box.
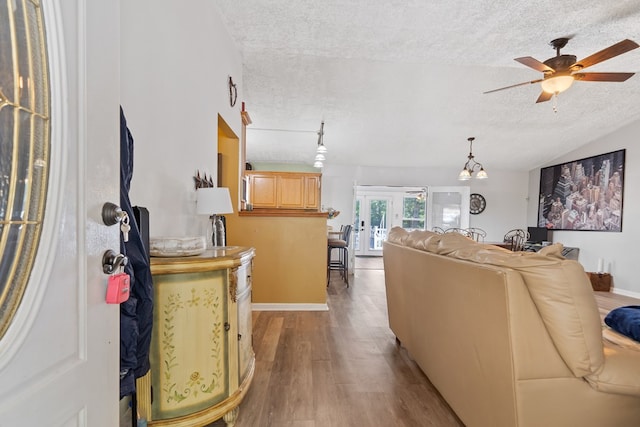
[458,169,471,181]
[196,187,234,215]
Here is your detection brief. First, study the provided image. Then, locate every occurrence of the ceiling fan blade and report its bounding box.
[574,39,640,69]
[515,56,554,72]
[484,79,543,94]
[536,92,553,103]
[573,72,635,82]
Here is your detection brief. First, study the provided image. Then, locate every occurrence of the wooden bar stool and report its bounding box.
[327,224,352,287]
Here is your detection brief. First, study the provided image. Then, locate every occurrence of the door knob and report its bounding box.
[102,202,126,226]
[102,202,131,242]
[102,249,128,274]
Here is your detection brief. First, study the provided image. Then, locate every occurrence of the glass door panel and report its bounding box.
[353,195,392,256]
[354,198,362,252]
[365,197,391,255]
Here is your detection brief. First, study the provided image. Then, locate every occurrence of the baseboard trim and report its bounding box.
[612,288,640,300]
[252,303,329,311]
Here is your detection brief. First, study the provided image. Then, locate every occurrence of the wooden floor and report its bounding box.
[207,256,639,427]
[593,290,640,323]
[207,256,463,426]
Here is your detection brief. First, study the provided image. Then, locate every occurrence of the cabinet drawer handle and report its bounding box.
[224,322,230,332]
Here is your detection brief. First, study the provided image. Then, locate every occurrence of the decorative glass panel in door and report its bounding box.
[0,0,50,340]
[365,197,391,255]
[426,187,470,231]
[353,198,361,251]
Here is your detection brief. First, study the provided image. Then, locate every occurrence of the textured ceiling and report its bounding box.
[214,0,640,171]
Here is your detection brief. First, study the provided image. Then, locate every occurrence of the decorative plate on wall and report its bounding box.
[470,193,486,215]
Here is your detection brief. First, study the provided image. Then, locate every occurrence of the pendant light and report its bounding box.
[458,137,488,180]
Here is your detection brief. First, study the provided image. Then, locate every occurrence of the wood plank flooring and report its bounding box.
[208,256,640,427]
[594,290,640,323]
[207,257,463,426]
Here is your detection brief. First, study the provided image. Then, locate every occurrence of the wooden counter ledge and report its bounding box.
[239,209,329,218]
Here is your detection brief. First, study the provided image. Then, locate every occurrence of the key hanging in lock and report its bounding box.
[120,212,131,242]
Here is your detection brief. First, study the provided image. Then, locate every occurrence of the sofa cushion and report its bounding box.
[585,342,640,397]
[536,243,565,259]
[434,231,478,255]
[405,229,441,252]
[387,227,410,245]
[514,259,604,377]
[442,239,604,377]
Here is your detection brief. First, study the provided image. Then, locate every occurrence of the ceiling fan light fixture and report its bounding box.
[485,39,640,103]
[540,75,575,94]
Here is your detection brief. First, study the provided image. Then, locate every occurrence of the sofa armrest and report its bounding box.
[585,343,640,397]
[603,327,640,352]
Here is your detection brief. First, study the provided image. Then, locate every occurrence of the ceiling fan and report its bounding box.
[484,38,639,103]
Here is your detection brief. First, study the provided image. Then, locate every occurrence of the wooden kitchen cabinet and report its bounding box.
[249,173,278,208]
[247,171,321,210]
[137,247,255,427]
[303,174,320,209]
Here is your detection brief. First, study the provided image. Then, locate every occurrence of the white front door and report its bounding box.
[0,2,120,426]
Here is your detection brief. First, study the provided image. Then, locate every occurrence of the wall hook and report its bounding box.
[228,76,237,107]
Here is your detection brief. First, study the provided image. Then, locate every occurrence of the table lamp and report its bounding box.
[196,187,234,247]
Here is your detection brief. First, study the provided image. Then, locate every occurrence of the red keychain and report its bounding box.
[106,271,130,304]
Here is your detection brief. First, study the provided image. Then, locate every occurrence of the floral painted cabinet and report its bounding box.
[138,247,255,427]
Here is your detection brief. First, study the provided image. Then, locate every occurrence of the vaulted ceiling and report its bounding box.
[215,1,640,172]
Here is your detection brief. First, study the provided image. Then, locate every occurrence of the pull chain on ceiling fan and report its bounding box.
[484,38,639,104]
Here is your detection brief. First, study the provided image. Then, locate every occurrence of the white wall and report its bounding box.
[322,164,529,243]
[120,1,243,238]
[527,118,640,297]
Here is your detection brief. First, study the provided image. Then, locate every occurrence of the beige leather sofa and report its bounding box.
[383,227,640,427]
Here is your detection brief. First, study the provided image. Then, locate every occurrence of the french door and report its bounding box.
[352,186,469,256]
[354,195,392,256]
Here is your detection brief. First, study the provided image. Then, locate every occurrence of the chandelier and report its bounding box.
[458,137,488,181]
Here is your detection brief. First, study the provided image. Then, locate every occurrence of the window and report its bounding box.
[402,194,426,230]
